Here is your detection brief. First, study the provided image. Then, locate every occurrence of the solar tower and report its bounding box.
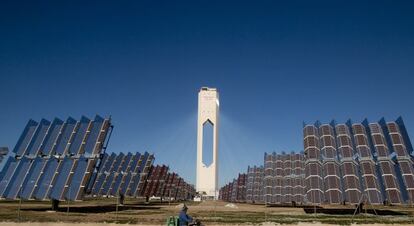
[196,87,219,199]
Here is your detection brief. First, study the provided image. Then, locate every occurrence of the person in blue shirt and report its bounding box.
[178,204,193,226]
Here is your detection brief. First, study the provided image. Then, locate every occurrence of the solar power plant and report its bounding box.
[90,152,154,197]
[0,147,8,164]
[161,173,176,198]
[301,117,414,205]
[319,124,342,204]
[219,186,223,200]
[0,157,18,195]
[154,166,169,198]
[173,176,183,198]
[170,173,182,199]
[282,154,293,203]
[87,151,195,201]
[222,183,230,201]
[142,165,169,198]
[188,184,196,198]
[253,165,264,203]
[236,173,247,201]
[174,179,186,201]
[0,116,196,204]
[47,149,195,201]
[218,185,223,200]
[221,152,306,204]
[120,152,144,195]
[218,184,225,200]
[219,179,234,202]
[173,178,183,200]
[292,153,306,203]
[246,165,264,203]
[333,124,361,204]
[262,152,305,205]
[369,122,403,204]
[273,154,283,203]
[230,178,237,201]
[220,173,247,203]
[220,117,414,206]
[135,154,155,197]
[222,173,248,202]
[263,152,273,203]
[90,153,117,195]
[109,152,133,196]
[386,120,414,203]
[219,183,230,201]
[229,180,235,201]
[182,183,194,200]
[167,175,195,200]
[352,123,383,204]
[226,183,232,201]
[179,180,194,200]
[99,152,126,196]
[0,115,112,201]
[303,124,324,204]
[179,177,194,200]
[245,166,253,202]
[179,182,188,200]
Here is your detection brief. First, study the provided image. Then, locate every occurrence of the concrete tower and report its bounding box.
[197,87,219,199]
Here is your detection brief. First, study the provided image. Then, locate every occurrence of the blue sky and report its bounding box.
[1,1,414,186]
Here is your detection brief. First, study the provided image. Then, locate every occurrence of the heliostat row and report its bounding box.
[220,117,414,205]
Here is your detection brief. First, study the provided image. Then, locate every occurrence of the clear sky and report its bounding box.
[1,1,414,186]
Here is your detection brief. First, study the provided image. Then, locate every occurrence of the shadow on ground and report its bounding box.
[303,207,406,215]
[23,204,161,213]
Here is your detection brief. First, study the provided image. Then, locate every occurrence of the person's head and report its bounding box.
[181,204,188,212]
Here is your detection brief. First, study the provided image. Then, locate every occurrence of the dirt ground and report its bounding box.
[0,224,157,226]
[1,199,414,225]
[2,222,414,226]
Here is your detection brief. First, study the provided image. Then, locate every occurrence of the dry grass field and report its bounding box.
[1,199,414,225]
